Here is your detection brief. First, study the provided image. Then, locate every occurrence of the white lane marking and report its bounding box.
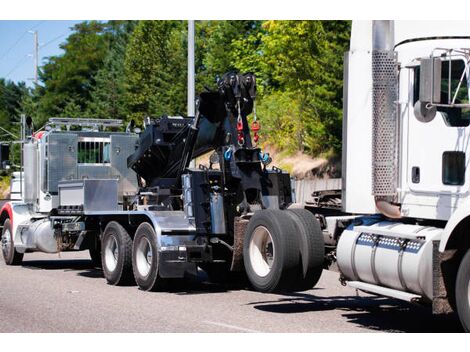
[203,320,262,333]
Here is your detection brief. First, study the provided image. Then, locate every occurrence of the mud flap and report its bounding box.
[432,241,455,314]
[231,217,249,272]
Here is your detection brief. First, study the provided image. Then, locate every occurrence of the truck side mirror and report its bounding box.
[419,57,441,104]
[414,58,441,123]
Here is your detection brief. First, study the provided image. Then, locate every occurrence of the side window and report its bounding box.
[442,151,465,186]
[77,141,111,164]
[413,60,470,127]
[439,60,470,127]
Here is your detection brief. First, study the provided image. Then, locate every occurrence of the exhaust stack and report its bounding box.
[371,20,400,218]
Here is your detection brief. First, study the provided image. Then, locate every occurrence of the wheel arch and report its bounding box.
[96,212,163,247]
[0,202,13,227]
[440,200,470,253]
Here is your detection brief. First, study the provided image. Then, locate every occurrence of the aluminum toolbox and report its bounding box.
[58,179,119,214]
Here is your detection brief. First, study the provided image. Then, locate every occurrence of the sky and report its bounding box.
[0,20,82,86]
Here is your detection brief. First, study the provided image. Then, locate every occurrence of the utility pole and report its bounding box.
[187,20,195,118]
[188,20,196,168]
[33,30,38,84]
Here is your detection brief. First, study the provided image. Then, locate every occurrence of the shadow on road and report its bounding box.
[19,258,464,332]
[21,259,104,279]
[21,258,248,293]
[248,291,463,333]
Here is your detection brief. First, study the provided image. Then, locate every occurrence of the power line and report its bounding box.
[40,33,67,50]
[0,21,45,62]
[4,54,30,79]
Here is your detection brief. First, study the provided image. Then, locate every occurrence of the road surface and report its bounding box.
[0,251,464,333]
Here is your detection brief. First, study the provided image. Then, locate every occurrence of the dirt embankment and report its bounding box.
[0,175,10,199]
[196,146,341,180]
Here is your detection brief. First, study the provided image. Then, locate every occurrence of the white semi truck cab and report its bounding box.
[334,20,470,331]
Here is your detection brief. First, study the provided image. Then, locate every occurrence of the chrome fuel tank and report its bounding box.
[336,219,442,300]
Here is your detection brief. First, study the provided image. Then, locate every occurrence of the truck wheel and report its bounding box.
[101,221,134,285]
[456,248,470,332]
[1,219,23,265]
[132,222,167,291]
[287,209,324,291]
[243,210,300,292]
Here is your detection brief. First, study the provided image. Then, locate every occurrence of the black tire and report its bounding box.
[456,248,470,332]
[1,219,23,265]
[101,221,134,285]
[89,248,102,268]
[287,209,324,291]
[243,209,300,292]
[132,222,168,291]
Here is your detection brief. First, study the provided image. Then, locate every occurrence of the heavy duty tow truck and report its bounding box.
[0,73,324,293]
[3,20,470,332]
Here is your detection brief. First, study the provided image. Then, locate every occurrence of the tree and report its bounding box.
[233,20,351,155]
[199,21,262,89]
[36,21,110,123]
[86,21,137,120]
[0,79,29,137]
[124,20,187,121]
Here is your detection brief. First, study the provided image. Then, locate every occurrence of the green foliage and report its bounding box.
[86,21,137,120]
[124,20,187,121]
[36,21,110,124]
[0,78,28,138]
[1,20,351,158]
[257,91,302,153]
[232,20,350,155]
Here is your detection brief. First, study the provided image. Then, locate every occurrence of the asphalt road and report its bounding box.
[0,251,464,333]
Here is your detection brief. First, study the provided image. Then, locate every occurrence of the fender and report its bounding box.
[0,201,13,227]
[0,201,35,245]
[89,210,196,251]
[439,196,470,252]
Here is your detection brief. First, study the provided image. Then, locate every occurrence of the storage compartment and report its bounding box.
[58,179,119,214]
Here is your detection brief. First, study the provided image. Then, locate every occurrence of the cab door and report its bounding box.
[405,58,470,217]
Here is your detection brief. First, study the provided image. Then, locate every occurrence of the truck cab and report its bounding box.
[340,20,470,331]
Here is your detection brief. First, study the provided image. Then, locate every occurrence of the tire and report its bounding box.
[132,222,168,291]
[101,221,134,285]
[456,248,470,332]
[1,219,23,265]
[89,248,102,268]
[287,209,324,291]
[243,209,300,292]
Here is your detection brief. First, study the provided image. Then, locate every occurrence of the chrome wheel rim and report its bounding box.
[249,226,275,277]
[135,237,153,278]
[104,235,118,272]
[1,228,11,259]
[467,280,470,310]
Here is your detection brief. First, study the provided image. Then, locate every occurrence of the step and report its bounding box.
[347,281,422,302]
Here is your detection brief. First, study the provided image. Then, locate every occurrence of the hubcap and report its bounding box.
[249,226,275,277]
[1,228,11,259]
[104,235,118,272]
[135,237,153,277]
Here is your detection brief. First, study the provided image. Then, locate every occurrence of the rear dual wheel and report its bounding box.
[101,221,134,285]
[101,221,167,291]
[243,209,324,293]
[132,222,168,291]
[287,209,324,291]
